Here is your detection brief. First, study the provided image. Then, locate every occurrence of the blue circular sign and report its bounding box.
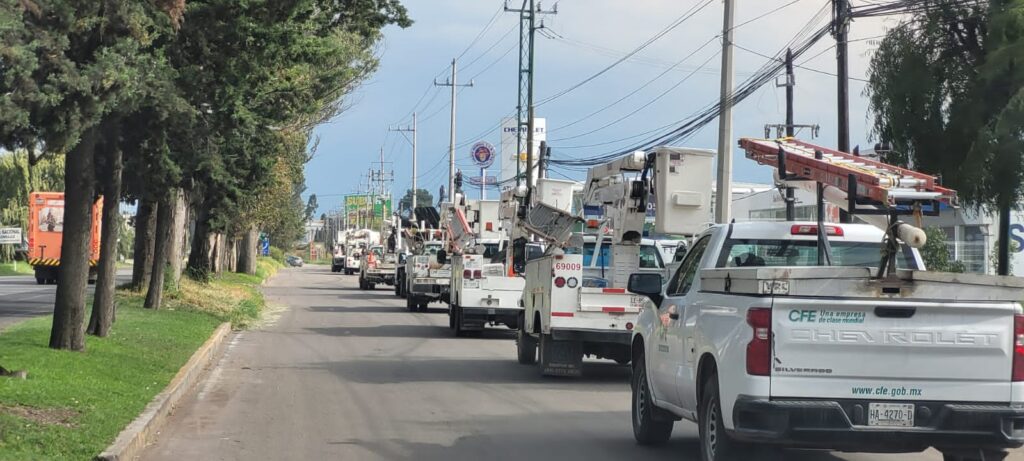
[469,141,496,168]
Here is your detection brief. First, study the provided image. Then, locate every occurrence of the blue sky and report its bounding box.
[305,0,897,215]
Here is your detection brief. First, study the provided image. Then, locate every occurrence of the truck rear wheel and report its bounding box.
[452,305,466,337]
[406,296,417,312]
[699,374,772,461]
[35,277,44,285]
[417,302,428,313]
[632,355,673,445]
[516,329,537,364]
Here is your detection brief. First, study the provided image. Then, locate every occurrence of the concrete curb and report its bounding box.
[95,322,233,461]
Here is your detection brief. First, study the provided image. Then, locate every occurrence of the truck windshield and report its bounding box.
[717,239,918,270]
[424,244,441,256]
[482,243,501,258]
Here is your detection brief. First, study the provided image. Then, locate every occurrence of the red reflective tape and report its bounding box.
[602,307,626,313]
[551,312,575,317]
[602,288,626,294]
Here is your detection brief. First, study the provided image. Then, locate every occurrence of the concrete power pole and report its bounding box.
[714,0,736,224]
[834,0,852,223]
[389,113,418,214]
[435,59,473,203]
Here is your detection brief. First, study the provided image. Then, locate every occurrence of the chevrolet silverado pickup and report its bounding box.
[628,221,1024,461]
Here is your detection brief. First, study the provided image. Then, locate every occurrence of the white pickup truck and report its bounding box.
[627,221,1024,461]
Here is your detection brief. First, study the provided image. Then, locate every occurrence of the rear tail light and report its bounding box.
[473,269,482,279]
[746,308,772,376]
[1013,315,1024,382]
[554,277,566,288]
[586,219,600,229]
[485,222,493,231]
[626,322,634,331]
[790,224,844,236]
[463,269,473,280]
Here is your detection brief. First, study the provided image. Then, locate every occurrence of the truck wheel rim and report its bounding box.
[705,400,718,458]
[634,369,648,427]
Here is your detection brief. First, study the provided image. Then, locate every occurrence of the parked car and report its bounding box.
[285,255,304,267]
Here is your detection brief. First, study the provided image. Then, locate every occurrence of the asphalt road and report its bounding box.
[138,265,976,461]
[0,270,131,330]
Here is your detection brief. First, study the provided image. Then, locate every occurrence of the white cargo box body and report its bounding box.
[701,266,1024,404]
[525,254,640,333]
[652,147,714,236]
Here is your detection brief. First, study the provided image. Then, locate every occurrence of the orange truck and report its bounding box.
[27,192,102,285]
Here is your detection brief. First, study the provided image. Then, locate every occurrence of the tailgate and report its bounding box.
[771,298,1016,403]
[579,288,645,314]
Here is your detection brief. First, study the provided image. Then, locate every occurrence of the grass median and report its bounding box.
[0,257,283,460]
[0,262,32,277]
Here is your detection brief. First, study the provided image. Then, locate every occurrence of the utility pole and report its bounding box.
[834,0,852,223]
[435,59,473,203]
[714,0,735,224]
[390,113,418,214]
[506,0,557,190]
[783,48,796,221]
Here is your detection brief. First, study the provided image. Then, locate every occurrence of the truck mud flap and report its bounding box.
[540,334,583,377]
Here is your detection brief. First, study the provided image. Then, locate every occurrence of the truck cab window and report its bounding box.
[668,236,710,296]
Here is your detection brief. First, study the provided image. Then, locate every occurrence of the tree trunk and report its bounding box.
[50,126,99,351]
[144,197,173,309]
[166,189,187,289]
[237,225,258,275]
[131,200,157,291]
[186,205,213,281]
[87,145,123,337]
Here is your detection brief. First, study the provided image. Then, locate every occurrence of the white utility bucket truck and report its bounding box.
[401,207,450,312]
[516,147,714,377]
[627,138,1024,461]
[444,197,524,336]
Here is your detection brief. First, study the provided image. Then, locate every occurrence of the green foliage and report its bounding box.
[268,246,285,264]
[398,188,434,215]
[171,0,411,242]
[867,0,1024,210]
[0,152,65,262]
[990,238,1021,274]
[305,194,319,222]
[921,227,966,272]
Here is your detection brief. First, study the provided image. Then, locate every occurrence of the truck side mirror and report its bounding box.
[628,273,663,306]
[398,254,407,264]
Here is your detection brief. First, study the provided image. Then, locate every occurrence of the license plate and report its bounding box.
[630,295,648,308]
[868,403,914,427]
[431,270,451,278]
[464,280,480,289]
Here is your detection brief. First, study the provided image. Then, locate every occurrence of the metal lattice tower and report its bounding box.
[505,0,556,188]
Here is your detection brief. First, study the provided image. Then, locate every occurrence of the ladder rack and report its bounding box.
[739,138,957,208]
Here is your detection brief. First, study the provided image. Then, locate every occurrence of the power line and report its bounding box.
[551,50,722,143]
[734,43,869,82]
[456,3,506,61]
[461,22,518,72]
[548,36,719,136]
[534,0,716,107]
[550,20,835,167]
